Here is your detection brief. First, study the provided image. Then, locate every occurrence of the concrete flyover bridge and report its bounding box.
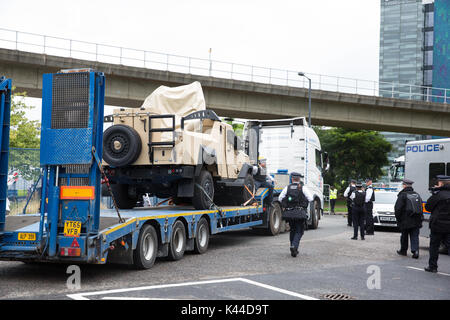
[0,29,449,136]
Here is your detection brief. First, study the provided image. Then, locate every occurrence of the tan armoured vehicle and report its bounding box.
[102,82,255,210]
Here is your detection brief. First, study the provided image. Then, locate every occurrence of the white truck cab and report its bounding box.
[244,117,328,229]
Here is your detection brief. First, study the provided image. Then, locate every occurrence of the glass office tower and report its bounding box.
[379,0,425,99]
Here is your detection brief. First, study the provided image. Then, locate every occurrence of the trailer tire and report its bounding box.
[266,202,282,236]
[194,217,210,254]
[133,224,158,270]
[192,170,214,210]
[168,220,186,261]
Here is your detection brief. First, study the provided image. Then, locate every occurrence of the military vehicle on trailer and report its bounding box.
[102,82,255,210]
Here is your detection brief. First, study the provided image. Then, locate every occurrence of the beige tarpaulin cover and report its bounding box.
[140,81,206,129]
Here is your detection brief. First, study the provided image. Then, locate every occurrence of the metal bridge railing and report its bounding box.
[0,28,448,104]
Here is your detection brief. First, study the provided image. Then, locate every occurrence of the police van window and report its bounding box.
[315,149,322,170]
[429,163,445,189]
[447,163,450,176]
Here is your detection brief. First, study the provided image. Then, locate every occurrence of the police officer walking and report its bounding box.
[344,180,356,226]
[349,182,366,240]
[279,172,314,257]
[365,178,375,235]
[424,175,450,273]
[394,179,423,259]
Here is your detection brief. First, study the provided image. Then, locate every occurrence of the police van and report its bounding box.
[390,138,450,237]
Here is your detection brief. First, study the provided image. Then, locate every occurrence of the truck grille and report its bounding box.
[51,72,90,129]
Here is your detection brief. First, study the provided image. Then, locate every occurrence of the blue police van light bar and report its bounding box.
[277,169,288,173]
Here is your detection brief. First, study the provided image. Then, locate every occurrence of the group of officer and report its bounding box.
[343,175,450,273]
[343,178,376,240]
[253,158,450,271]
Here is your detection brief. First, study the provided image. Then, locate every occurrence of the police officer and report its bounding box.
[329,186,337,214]
[344,180,356,226]
[349,182,366,240]
[365,178,375,235]
[279,172,314,257]
[424,175,450,273]
[394,179,423,259]
[252,157,274,206]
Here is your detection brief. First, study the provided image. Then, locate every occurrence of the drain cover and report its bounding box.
[321,293,356,300]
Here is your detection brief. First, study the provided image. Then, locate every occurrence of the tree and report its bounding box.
[315,127,392,191]
[8,89,41,181]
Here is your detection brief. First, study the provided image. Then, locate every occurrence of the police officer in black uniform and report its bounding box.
[279,172,314,257]
[349,182,366,240]
[424,175,450,273]
[394,178,423,259]
[344,180,357,226]
[365,178,375,235]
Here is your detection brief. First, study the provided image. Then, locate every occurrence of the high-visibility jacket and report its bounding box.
[329,189,337,200]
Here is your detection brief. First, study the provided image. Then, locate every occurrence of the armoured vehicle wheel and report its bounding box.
[192,170,214,210]
[168,220,186,261]
[133,224,158,269]
[237,173,255,205]
[111,184,138,209]
[103,124,142,167]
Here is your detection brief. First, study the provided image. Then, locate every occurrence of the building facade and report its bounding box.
[378,0,448,182]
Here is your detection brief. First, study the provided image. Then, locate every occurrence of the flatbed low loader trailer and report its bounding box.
[0,69,276,269]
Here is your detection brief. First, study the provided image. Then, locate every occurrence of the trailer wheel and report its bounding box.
[194,217,210,254]
[133,224,158,269]
[266,202,282,236]
[192,170,214,210]
[168,220,186,260]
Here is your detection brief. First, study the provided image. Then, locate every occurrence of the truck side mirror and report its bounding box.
[323,152,330,172]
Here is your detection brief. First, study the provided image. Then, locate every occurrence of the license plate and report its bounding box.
[18,233,36,241]
[64,220,82,237]
[380,216,396,222]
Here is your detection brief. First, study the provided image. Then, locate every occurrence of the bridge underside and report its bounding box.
[1,48,449,136]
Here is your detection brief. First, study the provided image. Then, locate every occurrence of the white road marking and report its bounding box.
[67,277,318,300]
[407,266,450,277]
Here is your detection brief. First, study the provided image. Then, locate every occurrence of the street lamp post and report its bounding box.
[298,72,311,127]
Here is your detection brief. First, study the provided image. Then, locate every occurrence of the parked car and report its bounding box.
[373,190,398,228]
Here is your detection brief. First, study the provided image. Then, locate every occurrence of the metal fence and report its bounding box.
[0,28,448,103]
[7,148,41,215]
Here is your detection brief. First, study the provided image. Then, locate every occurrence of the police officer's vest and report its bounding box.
[283,183,309,209]
[353,190,366,208]
[254,166,267,182]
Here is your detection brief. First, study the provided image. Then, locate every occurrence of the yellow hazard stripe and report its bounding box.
[102,206,262,236]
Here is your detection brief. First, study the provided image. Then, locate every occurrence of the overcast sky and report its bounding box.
[1,0,381,121]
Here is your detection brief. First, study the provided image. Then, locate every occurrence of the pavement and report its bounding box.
[0,214,449,300]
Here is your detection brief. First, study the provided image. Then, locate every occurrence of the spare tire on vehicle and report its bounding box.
[103,124,142,167]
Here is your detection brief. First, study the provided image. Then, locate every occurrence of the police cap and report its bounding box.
[402,178,414,185]
[290,172,303,178]
[355,181,363,187]
[436,175,450,182]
